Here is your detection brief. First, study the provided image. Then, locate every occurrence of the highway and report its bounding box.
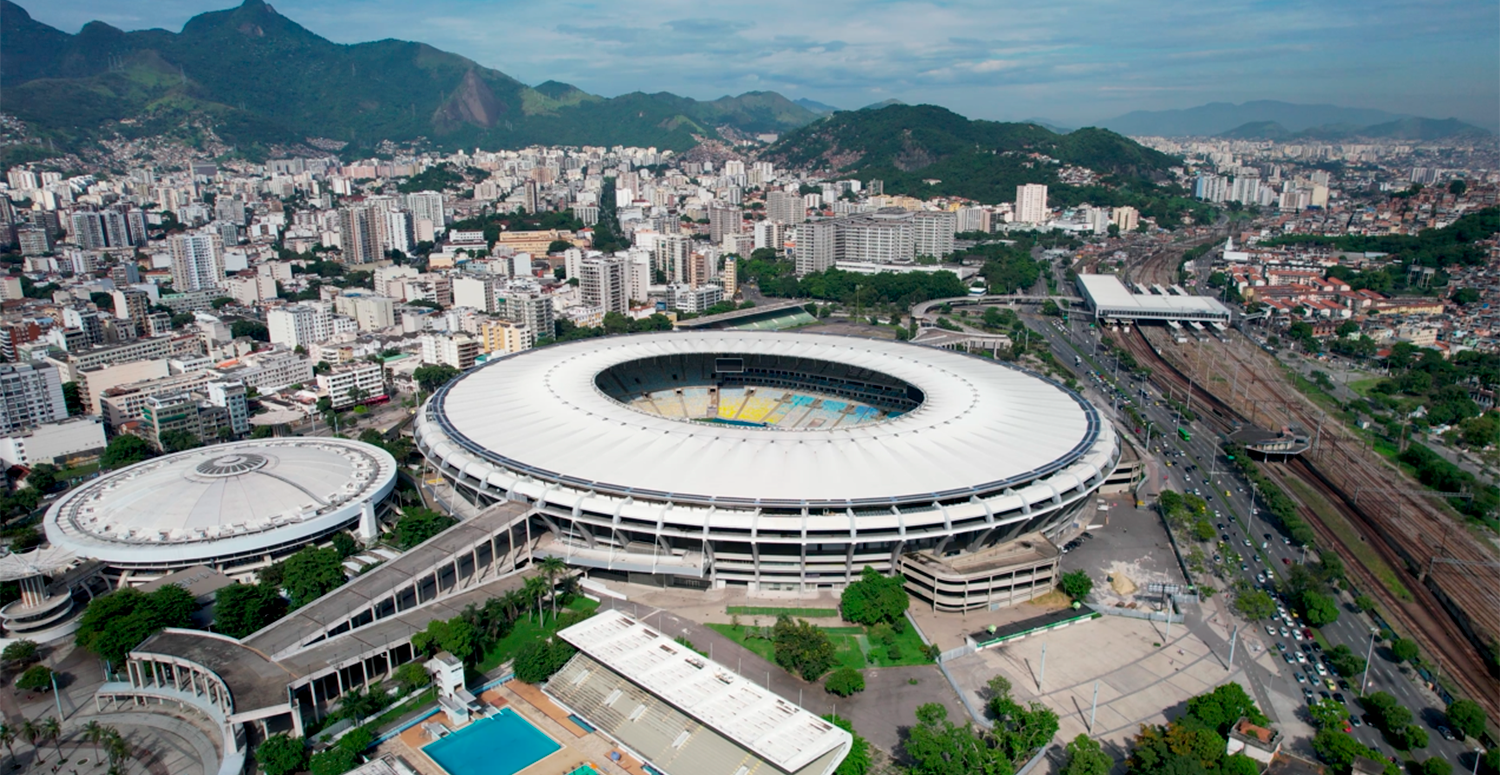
[1025,311,1479,767]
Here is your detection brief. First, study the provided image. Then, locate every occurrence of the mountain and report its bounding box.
[1218,121,1291,140]
[0,0,821,155]
[1104,100,1411,136]
[794,98,841,115]
[763,104,1180,205]
[860,99,906,111]
[1217,117,1490,142]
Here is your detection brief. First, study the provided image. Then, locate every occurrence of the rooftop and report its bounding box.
[135,628,301,713]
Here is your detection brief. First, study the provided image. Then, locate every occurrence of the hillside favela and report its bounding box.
[0,2,1495,775]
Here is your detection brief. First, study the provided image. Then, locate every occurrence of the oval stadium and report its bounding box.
[44,438,398,585]
[416,331,1120,610]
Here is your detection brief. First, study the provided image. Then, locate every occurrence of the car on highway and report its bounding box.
[1280,627,1290,638]
[1438,727,1455,741]
[1350,716,1362,728]
[1295,672,1305,683]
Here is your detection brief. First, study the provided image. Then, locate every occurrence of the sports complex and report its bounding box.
[416,331,1120,610]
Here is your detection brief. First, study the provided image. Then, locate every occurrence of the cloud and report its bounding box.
[23,0,1499,128]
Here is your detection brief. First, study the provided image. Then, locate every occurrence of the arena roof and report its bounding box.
[431,331,1101,507]
[44,439,397,567]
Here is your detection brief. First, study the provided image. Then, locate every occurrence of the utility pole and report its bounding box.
[1227,625,1238,670]
[1038,643,1047,690]
[1089,680,1099,732]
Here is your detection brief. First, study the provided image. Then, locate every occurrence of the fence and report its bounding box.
[1089,603,1184,624]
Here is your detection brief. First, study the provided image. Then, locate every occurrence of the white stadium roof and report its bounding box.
[44,439,397,567]
[431,331,1102,507]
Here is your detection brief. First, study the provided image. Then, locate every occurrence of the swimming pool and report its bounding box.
[423,709,560,775]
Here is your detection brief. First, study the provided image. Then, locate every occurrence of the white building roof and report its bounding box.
[44,439,396,567]
[1076,274,1233,321]
[557,609,851,773]
[431,331,1099,506]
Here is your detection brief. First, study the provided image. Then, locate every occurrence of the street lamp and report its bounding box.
[1360,626,1378,695]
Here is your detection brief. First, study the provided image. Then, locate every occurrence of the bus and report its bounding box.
[1178,427,1192,441]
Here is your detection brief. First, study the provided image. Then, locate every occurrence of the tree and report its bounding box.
[1,640,38,666]
[1398,726,1428,751]
[24,463,58,493]
[547,240,573,254]
[1390,637,1419,664]
[772,616,836,681]
[61,382,83,416]
[211,297,235,310]
[839,566,909,625]
[230,320,269,341]
[393,662,431,692]
[214,583,288,638]
[1308,698,1350,730]
[159,429,201,453]
[1352,595,1376,614]
[1422,759,1453,775]
[513,637,576,683]
[1300,591,1340,627]
[14,665,54,691]
[537,556,567,621]
[413,364,461,393]
[823,715,870,775]
[256,734,307,775]
[1448,179,1467,196]
[1445,698,1486,740]
[1062,733,1112,775]
[411,617,480,663]
[1185,682,1266,736]
[336,684,389,725]
[308,746,359,775]
[76,586,197,666]
[101,435,153,469]
[392,508,458,550]
[1326,644,1366,678]
[281,546,346,608]
[1235,590,1276,621]
[1058,570,1093,601]
[825,667,865,696]
[332,532,360,559]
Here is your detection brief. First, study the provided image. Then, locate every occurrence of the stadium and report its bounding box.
[416,331,1119,609]
[43,438,398,585]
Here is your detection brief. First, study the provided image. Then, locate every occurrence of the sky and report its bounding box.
[26,0,1500,129]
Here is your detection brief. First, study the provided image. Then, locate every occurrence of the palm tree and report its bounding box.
[537,556,567,621]
[18,719,42,764]
[39,717,60,764]
[0,723,15,771]
[105,731,130,775]
[521,576,548,623]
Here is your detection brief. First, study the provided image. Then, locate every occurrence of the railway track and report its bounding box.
[1112,325,1500,718]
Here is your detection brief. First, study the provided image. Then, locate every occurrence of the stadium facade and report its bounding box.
[417,332,1119,609]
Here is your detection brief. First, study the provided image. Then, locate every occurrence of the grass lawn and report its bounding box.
[725,606,839,618]
[706,620,933,673]
[1348,377,1384,397]
[474,597,599,673]
[1281,476,1413,602]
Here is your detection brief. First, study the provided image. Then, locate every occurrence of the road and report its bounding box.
[1021,312,1478,767]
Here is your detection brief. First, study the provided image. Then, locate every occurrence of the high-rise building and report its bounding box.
[267,303,338,348]
[654,235,692,284]
[580,256,628,315]
[1110,206,1140,233]
[17,226,51,256]
[794,220,838,276]
[1229,176,1261,205]
[766,190,805,225]
[338,206,380,264]
[913,211,957,259]
[0,363,68,434]
[111,289,152,336]
[1193,174,1228,203]
[168,233,226,292]
[956,207,991,234]
[708,204,741,243]
[404,191,446,236]
[451,275,500,313]
[1015,184,1049,224]
[502,292,554,339]
[721,257,738,298]
[479,318,533,354]
[70,211,107,250]
[753,220,787,254]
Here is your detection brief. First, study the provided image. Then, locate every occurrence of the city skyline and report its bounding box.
[25,0,1500,131]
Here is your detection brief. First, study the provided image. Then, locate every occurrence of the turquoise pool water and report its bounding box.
[565,768,601,775]
[423,709,560,775]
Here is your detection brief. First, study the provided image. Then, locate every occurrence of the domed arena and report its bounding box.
[416,331,1118,608]
[44,438,398,584]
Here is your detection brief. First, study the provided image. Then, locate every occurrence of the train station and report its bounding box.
[1075,274,1233,327]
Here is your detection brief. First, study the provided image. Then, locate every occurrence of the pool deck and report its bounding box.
[376,682,650,775]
